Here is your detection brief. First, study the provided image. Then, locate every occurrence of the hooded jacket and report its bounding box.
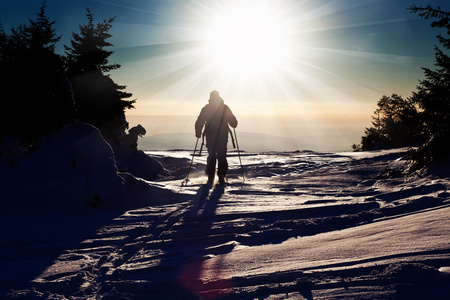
[195,97,238,140]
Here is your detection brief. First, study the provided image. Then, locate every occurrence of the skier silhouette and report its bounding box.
[195,90,238,185]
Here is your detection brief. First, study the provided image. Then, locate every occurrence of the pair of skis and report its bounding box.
[182,127,244,186]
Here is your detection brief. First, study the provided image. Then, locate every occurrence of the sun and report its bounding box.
[206,2,289,76]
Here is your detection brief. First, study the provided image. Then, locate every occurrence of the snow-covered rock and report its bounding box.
[0,123,123,209]
[0,123,187,210]
[113,124,165,181]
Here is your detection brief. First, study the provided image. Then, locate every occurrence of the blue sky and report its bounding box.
[1,0,449,150]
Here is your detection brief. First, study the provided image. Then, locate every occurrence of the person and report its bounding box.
[195,90,238,185]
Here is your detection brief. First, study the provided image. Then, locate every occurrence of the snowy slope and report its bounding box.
[0,123,190,210]
[1,146,450,299]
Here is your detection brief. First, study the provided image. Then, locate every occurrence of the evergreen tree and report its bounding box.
[64,9,135,145]
[0,4,75,140]
[408,5,450,165]
[354,94,423,151]
[355,5,450,171]
[0,24,7,58]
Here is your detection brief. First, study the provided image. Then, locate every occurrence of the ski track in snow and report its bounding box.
[2,148,450,299]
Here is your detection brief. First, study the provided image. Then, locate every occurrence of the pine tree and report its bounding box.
[64,9,135,145]
[65,9,120,74]
[0,4,75,140]
[354,94,423,151]
[23,4,61,54]
[356,5,450,169]
[0,24,7,58]
[408,5,450,165]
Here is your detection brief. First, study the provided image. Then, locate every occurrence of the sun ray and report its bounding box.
[93,0,173,19]
[109,0,424,151]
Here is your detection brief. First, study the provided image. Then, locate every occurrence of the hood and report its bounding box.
[208,96,224,106]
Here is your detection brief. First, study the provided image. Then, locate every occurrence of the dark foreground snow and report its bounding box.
[1,147,450,299]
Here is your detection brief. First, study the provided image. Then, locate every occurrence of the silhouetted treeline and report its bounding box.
[353,94,425,151]
[64,9,135,147]
[0,4,134,145]
[354,5,450,171]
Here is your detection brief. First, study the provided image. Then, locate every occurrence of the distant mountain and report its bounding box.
[138,132,319,152]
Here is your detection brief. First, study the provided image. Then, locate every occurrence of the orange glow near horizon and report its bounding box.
[110,0,432,151]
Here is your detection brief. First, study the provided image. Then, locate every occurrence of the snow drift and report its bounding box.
[0,123,186,210]
[1,132,450,299]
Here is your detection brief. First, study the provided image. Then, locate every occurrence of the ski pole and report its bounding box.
[233,127,245,183]
[183,137,199,186]
[199,132,205,156]
[229,127,236,149]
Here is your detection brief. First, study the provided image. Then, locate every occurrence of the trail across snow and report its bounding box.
[2,148,450,299]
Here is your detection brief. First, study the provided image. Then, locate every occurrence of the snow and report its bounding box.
[1,125,450,299]
[204,205,450,277]
[0,123,189,210]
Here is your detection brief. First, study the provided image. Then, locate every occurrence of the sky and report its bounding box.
[1,0,449,151]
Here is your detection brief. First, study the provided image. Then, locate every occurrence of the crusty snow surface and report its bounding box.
[2,148,450,299]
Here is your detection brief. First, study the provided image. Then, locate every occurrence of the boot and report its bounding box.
[207,173,215,185]
[218,175,225,185]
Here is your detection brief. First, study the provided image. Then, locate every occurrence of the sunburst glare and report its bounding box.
[206,1,289,76]
[108,0,432,151]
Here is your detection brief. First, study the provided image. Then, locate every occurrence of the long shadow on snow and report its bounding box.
[107,184,235,299]
[0,207,125,298]
[175,184,236,299]
[184,197,445,250]
[188,202,380,247]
